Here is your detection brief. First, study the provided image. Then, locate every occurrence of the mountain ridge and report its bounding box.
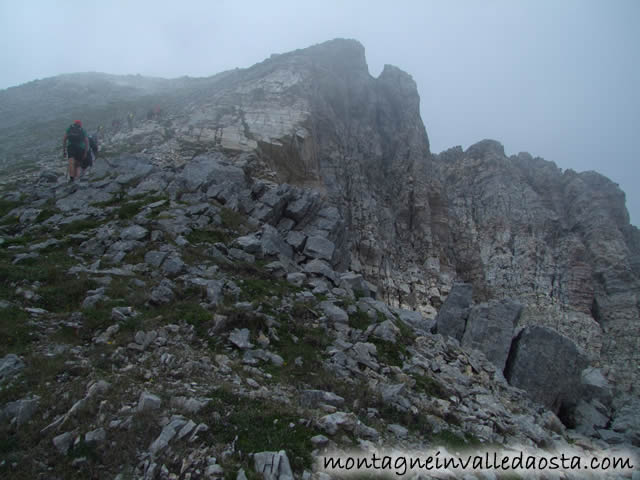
[0,38,638,478]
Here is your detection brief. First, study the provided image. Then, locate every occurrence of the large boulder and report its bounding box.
[504,326,589,413]
[433,283,473,341]
[0,396,39,427]
[253,451,294,480]
[394,307,435,334]
[303,259,338,285]
[609,395,640,446]
[91,154,154,180]
[0,354,25,384]
[319,301,348,324]
[284,191,318,223]
[338,272,371,297]
[303,235,335,262]
[571,400,609,437]
[180,153,247,192]
[300,390,344,408]
[56,187,113,212]
[461,299,523,372]
[259,225,293,260]
[580,367,613,407]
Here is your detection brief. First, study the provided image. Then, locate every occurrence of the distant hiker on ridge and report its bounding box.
[62,120,89,182]
[127,112,134,130]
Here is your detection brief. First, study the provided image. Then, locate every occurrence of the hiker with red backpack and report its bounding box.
[62,120,89,182]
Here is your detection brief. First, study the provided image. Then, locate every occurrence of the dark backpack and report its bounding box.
[89,135,99,156]
[67,123,85,145]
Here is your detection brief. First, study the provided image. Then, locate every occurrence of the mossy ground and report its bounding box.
[198,384,315,473]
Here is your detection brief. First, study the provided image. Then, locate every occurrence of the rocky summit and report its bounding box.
[0,39,639,479]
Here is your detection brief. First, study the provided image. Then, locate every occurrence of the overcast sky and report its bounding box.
[2,0,639,224]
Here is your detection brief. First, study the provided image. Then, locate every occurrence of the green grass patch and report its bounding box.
[67,279,147,339]
[370,338,406,367]
[497,474,523,480]
[56,217,103,236]
[238,277,280,302]
[0,234,34,249]
[299,375,436,439]
[222,262,298,304]
[0,306,35,356]
[93,193,156,221]
[0,431,19,455]
[173,301,211,338]
[22,353,71,392]
[200,385,315,471]
[116,200,147,220]
[0,215,20,227]
[186,228,230,245]
[219,207,247,231]
[38,273,98,313]
[0,199,22,218]
[0,249,81,306]
[375,402,434,437]
[81,305,118,336]
[34,208,58,223]
[264,318,330,383]
[91,194,124,209]
[369,317,415,367]
[413,374,452,400]
[129,285,211,339]
[68,439,99,461]
[428,429,482,450]
[212,308,268,337]
[394,316,416,341]
[348,308,372,330]
[0,352,73,407]
[122,248,146,265]
[118,313,144,333]
[51,324,85,346]
[128,193,167,203]
[105,276,135,301]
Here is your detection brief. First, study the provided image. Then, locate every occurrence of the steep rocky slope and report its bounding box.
[1,38,639,478]
[1,154,637,479]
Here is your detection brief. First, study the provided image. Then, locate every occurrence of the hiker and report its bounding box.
[62,120,89,182]
[127,112,134,130]
[83,134,99,172]
[112,118,121,134]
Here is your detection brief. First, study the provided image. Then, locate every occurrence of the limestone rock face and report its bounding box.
[162,39,435,301]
